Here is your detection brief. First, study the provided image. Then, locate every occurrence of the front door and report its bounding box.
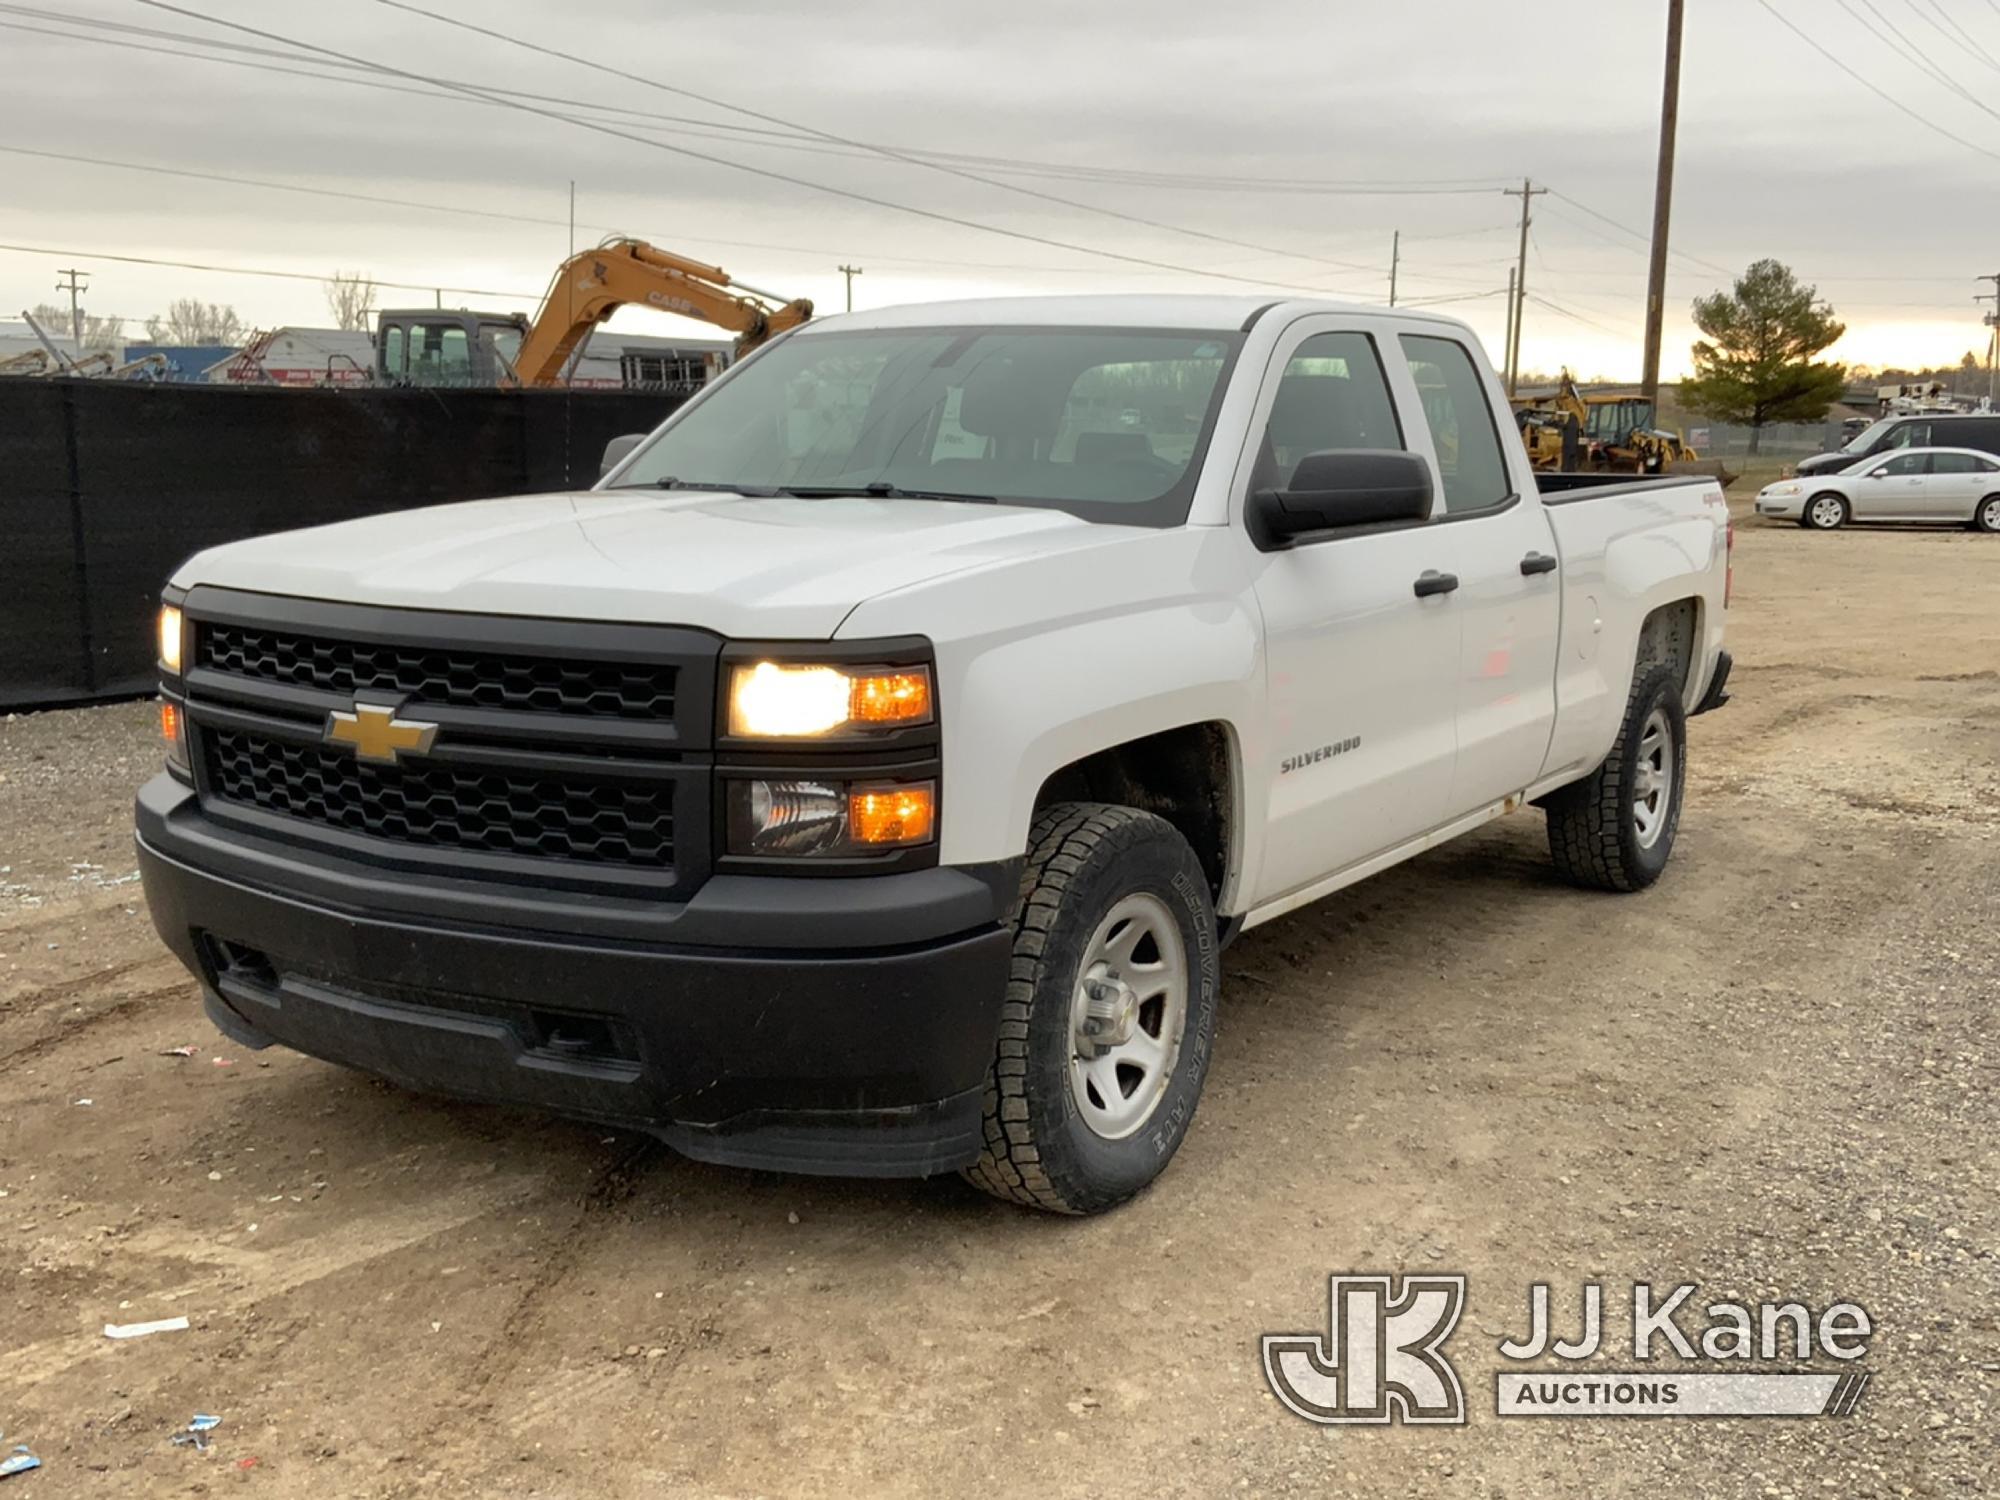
[1853,451,1929,518]
[1247,322,1463,905]
[1397,333,1564,810]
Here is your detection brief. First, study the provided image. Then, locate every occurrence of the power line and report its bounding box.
[1840,0,2000,120]
[1,12,1509,200]
[369,0,1392,279]
[1540,190,1733,276]
[1753,0,2000,163]
[1526,292,1632,340]
[0,142,1228,280]
[1907,0,2000,72]
[128,1,1375,300]
[0,241,539,300]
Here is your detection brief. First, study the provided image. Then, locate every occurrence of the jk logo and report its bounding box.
[1262,1275,1468,1425]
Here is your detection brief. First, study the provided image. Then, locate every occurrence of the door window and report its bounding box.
[1929,452,1987,474]
[1400,335,1512,513]
[1874,453,1927,477]
[379,324,405,378]
[1881,422,1931,451]
[1253,332,1402,490]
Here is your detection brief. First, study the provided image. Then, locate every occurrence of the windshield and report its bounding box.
[609,325,1244,526]
[1840,417,1896,454]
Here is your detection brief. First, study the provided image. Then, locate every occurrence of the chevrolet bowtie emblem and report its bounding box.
[324,701,439,765]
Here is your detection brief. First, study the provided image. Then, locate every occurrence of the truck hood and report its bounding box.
[173,489,1124,639]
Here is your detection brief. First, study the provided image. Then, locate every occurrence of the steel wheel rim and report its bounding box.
[1068,892,1187,1141]
[1631,707,1675,850]
[1810,497,1843,528]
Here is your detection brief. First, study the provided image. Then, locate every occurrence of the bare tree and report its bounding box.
[143,299,247,346]
[29,301,127,352]
[323,271,379,332]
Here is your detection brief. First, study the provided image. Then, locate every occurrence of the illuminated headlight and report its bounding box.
[158,604,184,673]
[728,778,937,857]
[727,661,933,738]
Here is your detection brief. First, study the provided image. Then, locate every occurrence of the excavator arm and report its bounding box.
[511,239,813,387]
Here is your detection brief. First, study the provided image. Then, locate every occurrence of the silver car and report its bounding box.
[1756,447,2000,532]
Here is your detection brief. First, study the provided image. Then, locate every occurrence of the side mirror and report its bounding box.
[599,433,646,481]
[1866,468,1888,479]
[1247,449,1432,551]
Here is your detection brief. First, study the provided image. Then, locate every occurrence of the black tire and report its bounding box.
[1544,665,1688,893]
[963,803,1219,1215]
[1974,494,2000,533]
[1804,492,1848,530]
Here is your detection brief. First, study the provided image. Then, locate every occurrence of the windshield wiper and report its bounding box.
[780,482,996,504]
[609,477,782,495]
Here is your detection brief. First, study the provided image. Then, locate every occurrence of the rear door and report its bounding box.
[1245,318,1463,904]
[1925,450,1999,519]
[1397,333,1563,812]
[1853,451,1929,517]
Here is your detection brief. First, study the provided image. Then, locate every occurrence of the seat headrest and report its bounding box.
[958,358,1065,440]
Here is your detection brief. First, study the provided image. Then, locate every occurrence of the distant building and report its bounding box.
[119,345,238,382]
[194,324,729,389]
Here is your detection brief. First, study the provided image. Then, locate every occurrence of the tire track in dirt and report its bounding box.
[378,1139,665,1498]
[0,972,186,1068]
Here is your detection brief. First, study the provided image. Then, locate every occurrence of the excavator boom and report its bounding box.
[512,239,813,387]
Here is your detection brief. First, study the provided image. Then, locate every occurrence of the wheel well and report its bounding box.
[1032,723,1234,898]
[1636,598,1699,698]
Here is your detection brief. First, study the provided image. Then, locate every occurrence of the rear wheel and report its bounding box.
[1544,665,1688,893]
[1975,494,2000,533]
[963,803,1219,1215]
[1804,493,1848,530]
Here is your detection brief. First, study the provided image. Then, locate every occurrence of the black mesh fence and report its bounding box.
[1,379,684,709]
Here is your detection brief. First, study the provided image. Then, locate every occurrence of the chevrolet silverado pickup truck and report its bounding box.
[137,295,1733,1215]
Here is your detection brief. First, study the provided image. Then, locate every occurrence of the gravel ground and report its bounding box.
[1,501,1995,1497]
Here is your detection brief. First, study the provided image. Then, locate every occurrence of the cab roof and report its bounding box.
[810,293,1465,335]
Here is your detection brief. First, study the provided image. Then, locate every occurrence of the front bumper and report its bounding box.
[1754,494,1805,519]
[136,775,1016,1177]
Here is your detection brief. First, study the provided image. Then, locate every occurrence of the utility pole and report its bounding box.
[1641,0,1686,408]
[1503,267,1517,390]
[1503,179,1545,396]
[837,264,863,313]
[1388,230,1400,307]
[55,267,87,351]
[1978,273,2000,408]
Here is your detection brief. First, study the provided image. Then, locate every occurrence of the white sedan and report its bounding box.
[1756,446,2000,531]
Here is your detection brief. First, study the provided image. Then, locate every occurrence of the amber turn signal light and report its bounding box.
[848,782,936,846]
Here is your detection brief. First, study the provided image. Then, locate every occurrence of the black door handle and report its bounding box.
[1520,551,1559,576]
[1413,569,1460,598]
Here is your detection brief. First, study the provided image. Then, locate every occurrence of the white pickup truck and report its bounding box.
[137,295,1733,1215]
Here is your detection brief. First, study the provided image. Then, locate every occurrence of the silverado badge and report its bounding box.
[324,701,439,765]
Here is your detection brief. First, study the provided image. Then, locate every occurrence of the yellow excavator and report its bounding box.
[1513,369,1734,486]
[375,238,814,389]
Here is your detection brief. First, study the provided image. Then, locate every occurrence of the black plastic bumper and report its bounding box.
[135,776,1016,1177]
[1692,649,1733,716]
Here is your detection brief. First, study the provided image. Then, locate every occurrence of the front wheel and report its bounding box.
[963,803,1219,1214]
[1804,493,1848,530]
[1544,665,1688,892]
[1975,494,2000,533]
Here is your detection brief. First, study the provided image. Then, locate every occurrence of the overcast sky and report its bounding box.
[6,0,1998,378]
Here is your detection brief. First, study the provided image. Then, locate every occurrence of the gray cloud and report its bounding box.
[4,0,1993,374]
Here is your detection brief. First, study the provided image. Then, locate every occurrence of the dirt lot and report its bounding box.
[2,501,1995,1498]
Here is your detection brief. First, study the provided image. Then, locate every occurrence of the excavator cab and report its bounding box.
[376,311,528,388]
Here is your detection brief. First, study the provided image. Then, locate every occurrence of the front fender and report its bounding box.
[837,528,1264,900]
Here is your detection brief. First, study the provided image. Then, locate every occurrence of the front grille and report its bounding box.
[201,622,677,721]
[204,728,675,868]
